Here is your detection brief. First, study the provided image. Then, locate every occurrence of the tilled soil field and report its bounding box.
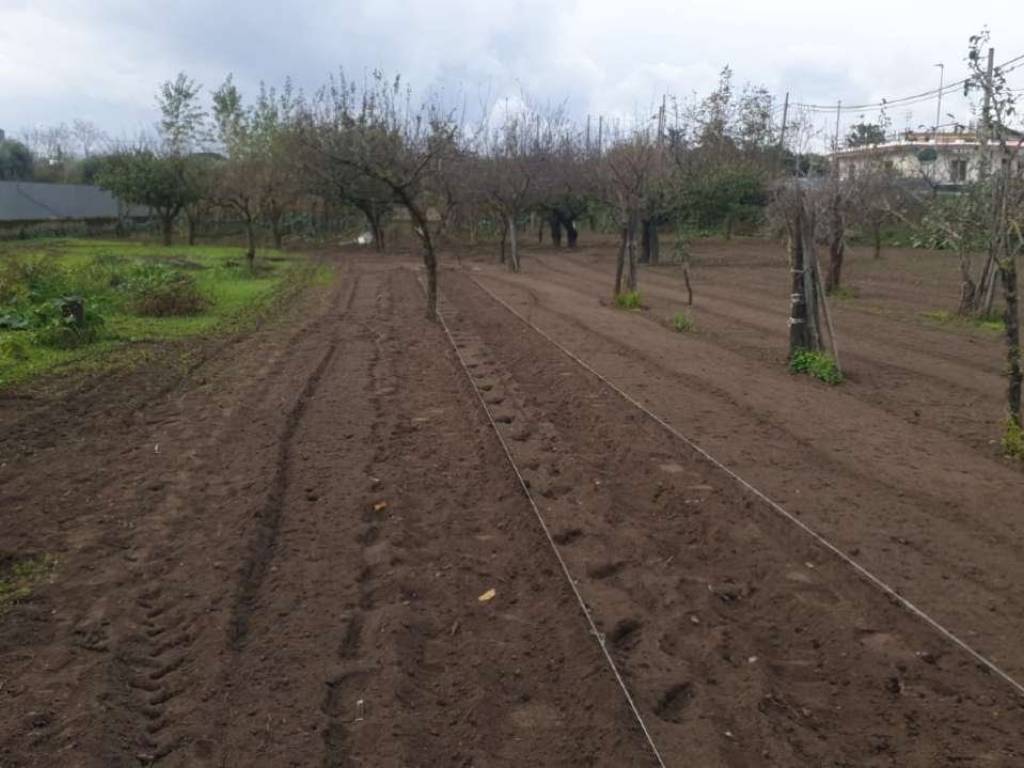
[2,244,1023,767]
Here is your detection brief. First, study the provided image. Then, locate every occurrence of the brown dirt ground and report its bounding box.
[2,239,1024,767]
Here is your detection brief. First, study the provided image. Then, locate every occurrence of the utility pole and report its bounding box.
[597,115,604,156]
[833,100,842,176]
[657,94,666,145]
[778,91,790,153]
[934,63,944,133]
[982,47,995,136]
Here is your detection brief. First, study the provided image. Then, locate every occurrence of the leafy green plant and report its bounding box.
[32,296,105,348]
[615,291,643,310]
[122,263,207,316]
[0,256,68,303]
[1004,418,1024,459]
[672,312,694,332]
[0,335,30,360]
[789,349,843,385]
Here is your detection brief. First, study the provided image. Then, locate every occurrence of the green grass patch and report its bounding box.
[789,349,843,385]
[0,554,57,614]
[1004,418,1024,459]
[0,238,313,388]
[614,291,643,310]
[922,310,1005,333]
[829,286,860,300]
[672,311,694,332]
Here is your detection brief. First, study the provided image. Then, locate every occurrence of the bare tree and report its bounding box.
[301,71,457,317]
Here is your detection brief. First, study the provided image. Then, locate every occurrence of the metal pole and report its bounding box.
[833,100,841,176]
[934,63,944,133]
[778,91,790,152]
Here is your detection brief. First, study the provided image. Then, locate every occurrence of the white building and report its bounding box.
[836,129,1023,188]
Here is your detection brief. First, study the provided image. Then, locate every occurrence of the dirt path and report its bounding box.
[0,255,653,767]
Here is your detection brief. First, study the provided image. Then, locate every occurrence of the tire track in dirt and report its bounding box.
[177,261,656,767]
[0,257,354,767]
[93,265,361,766]
[441,269,1024,766]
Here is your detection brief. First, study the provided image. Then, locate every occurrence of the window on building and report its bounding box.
[1002,157,1011,174]
[950,158,968,183]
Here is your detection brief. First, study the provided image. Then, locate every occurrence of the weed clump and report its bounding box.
[924,310,1004,333]
[32,296,105,349]
[672,312,694,332]
[615,291,643,310]
[789,349,843,385]
[0,553,57,613]
[124,264,206,317]
[1004,419,1024,459]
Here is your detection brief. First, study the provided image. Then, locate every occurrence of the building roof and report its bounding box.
[0,181,149,223]
[837,128,1024,158]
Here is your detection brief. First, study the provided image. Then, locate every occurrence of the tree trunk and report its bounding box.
[802,211,824,351]
[399,197,438,319]
[872,222,882,259]
[641,219,660,265]
[825,195,844,294]
[186,216,197,246]
[245,218,256,272]
[957,251,978,316]
[1001,255,1022,427]
[978,257,999,317]
[789,212,810,354]
[682,259,694,306]
[549,213,563,247]
[499,221,507,265]
[625,212,639,293]
[566,218,579,248]
[271,215,283,250]
[161,215,174,246]
[507,214,520,272]
[614,226,627,296]
[789,201,823,355]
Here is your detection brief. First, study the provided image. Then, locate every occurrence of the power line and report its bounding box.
[790,51,1024,113]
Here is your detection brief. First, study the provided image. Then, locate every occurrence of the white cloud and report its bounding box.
[1,0,1022,141]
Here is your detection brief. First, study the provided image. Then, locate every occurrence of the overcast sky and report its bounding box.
[2,0,1023,147]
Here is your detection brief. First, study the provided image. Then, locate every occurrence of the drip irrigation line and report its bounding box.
[467,273,1024,702]
[420,276,670,768]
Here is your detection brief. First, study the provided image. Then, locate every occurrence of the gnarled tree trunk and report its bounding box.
[614,225,627,296]
[641,219,660,265]
[1001,255,1022,427]
[506,214,520,272]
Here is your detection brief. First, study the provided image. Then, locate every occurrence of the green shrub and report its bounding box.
[1004,418,1024,459]
[789,349,843,385]
[0,335,30,360]
[0,256,68,303]
[615,291,643,310]
[32,296,105,349]
[123,264,206,316]
[672,312,694,332]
